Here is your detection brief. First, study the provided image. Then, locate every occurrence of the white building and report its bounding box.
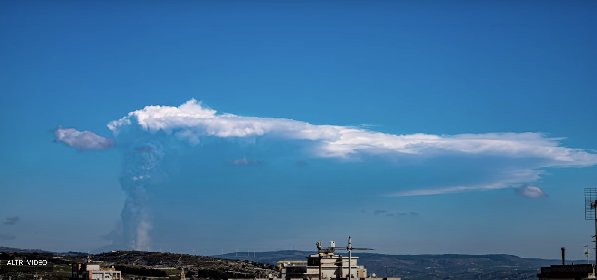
[279,253,366,280]
[71,263,122,280]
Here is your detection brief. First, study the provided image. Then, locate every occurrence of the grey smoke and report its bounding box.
[114,142,164,251]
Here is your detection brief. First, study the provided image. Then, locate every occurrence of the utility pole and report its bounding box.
[348,236,352,280]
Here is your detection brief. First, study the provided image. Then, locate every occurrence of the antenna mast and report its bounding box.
[584,188,597,267]
[348,236,352,280]
[314,237,373,280]
[344,236,373,280]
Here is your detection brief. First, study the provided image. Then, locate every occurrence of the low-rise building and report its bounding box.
[71,262,122,280]
[537,264,593,280]
[277,240,400,280]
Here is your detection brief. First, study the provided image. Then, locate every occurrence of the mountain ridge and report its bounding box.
[217,250,581,280]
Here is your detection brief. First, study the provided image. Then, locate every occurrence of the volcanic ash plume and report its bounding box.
[117,142,164,251]
[53,99,597,250]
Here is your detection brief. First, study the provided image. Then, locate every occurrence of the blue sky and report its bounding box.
[1,1,597,259]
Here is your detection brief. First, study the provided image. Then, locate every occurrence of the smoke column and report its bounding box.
[116,141,164,251]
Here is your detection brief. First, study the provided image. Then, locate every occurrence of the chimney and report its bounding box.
[561,247,566,265]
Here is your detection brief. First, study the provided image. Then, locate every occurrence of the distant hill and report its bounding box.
[218,250,577,280]
[0,248,276,280]
[0,247,53,254]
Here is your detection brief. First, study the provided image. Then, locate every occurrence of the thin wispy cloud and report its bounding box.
[373,209,388,215]
[389,183,508,197]
[371,209,419,217]
[231,157,262,166]
[388,169,545,197]
[3,216,20,226]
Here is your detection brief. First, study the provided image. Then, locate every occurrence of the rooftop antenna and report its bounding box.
[584,188,597,268]
[348,237,353,280]
[315,241,324,280]
[315,237,373,280]
[345,236,373,280]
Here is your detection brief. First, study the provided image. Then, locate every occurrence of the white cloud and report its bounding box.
[103,99,597,196]
[54,128,114,150]
[107,99,597,165]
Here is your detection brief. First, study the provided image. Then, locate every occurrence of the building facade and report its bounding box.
[71,263,122,280]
